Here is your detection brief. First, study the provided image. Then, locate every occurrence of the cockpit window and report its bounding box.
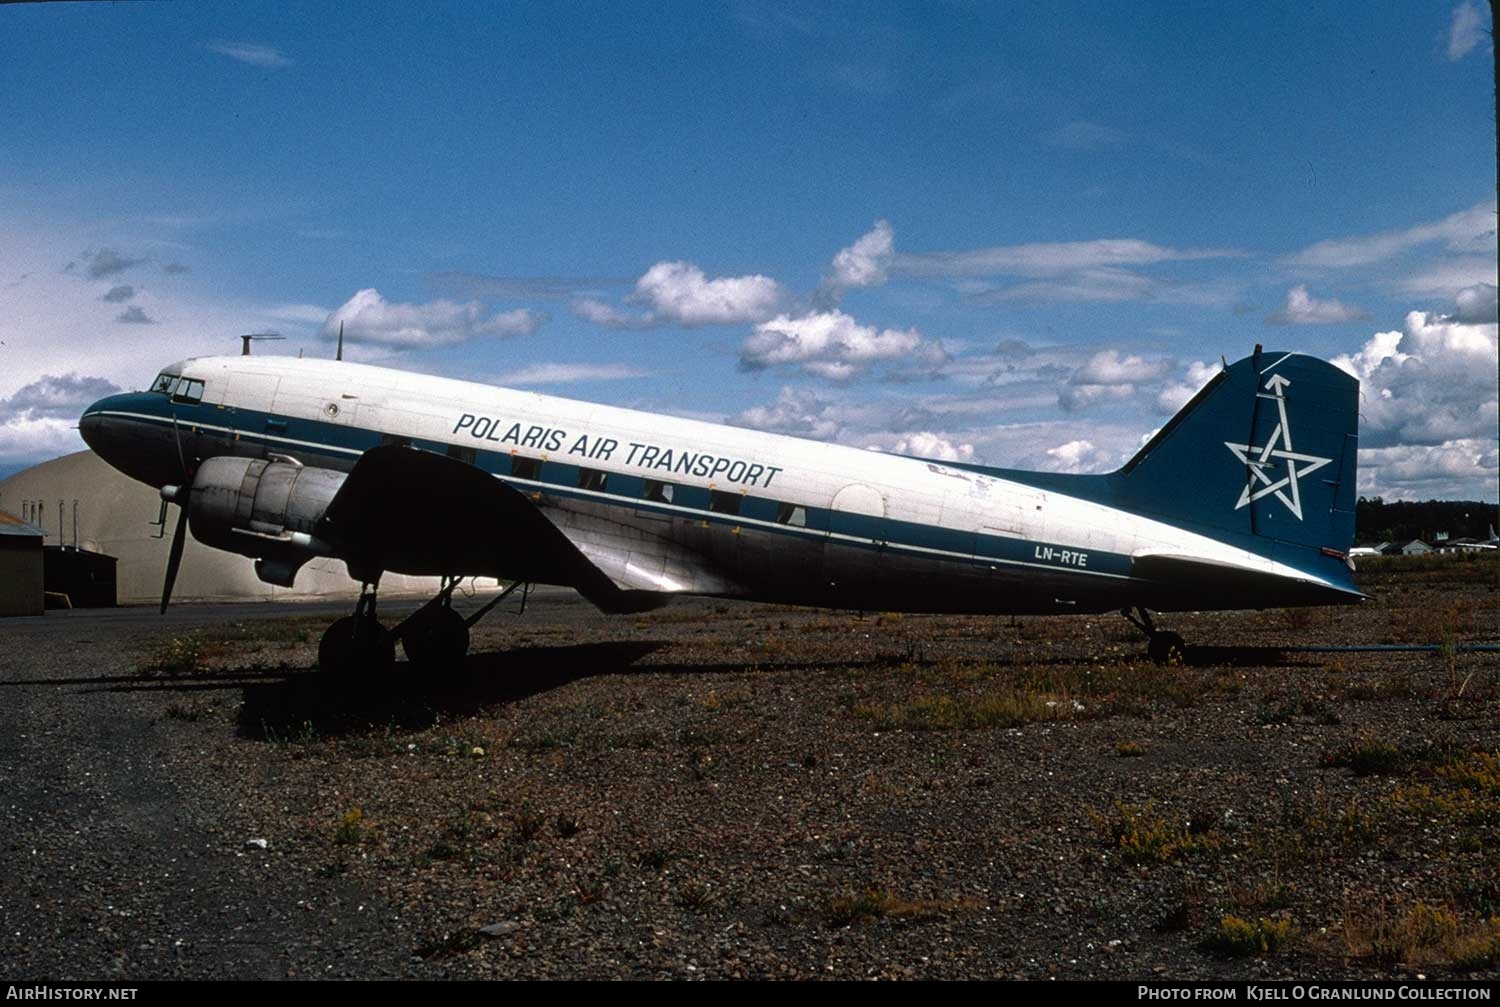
[150,372,181,395]
[170,378,205,404]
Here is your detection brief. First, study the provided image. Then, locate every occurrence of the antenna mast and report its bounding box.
[238,332,286,356]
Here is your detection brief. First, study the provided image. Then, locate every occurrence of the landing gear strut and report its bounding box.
[1122,606,1187,665]
[319,580,396,677]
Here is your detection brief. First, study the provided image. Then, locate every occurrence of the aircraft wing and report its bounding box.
[315,445,732,612]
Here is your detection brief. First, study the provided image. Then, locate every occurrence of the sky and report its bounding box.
[1,1,1495,500]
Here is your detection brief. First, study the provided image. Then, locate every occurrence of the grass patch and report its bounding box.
[137,634,204,675]
[824,888,979,928]
[1116,740,1148,758]
[1203,915,1296,956]
[333,807,371,846]
[1090,800,1220,866]
[852,689,1081,731]
[1342,901,1500,968]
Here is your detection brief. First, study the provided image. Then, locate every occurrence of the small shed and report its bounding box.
[43,546,118,608]
[0,510,45,616]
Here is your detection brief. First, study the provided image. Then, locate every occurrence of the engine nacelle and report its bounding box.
[187,456,345,585]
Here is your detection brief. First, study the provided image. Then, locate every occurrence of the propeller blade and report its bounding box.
[160,503,188,614]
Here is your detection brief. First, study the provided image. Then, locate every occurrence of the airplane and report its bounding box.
[78,344,1362,672]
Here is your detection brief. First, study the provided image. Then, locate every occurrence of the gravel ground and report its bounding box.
[1,556,1497,980]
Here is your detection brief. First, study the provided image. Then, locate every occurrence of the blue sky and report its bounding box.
[1,1,1495,499]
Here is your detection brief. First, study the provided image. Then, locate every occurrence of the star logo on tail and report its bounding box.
[1223,373,1332,521]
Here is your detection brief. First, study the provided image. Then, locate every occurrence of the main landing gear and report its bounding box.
[317,576,529,677]
[1122,606,1187,665]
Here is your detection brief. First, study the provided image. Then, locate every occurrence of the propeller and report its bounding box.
[159,412,194,613]
[160,492,189,614]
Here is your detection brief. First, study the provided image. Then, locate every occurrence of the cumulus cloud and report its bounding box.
[208,42,292,68]
[1265,285,1369,325]
[100,285,135,303]
[1285,201,1496,269]
[116,306,156,325]
[1359,440,1498,500]
[739,309,946,380]
[162,261,190,275]
[1,374,120,420]
[1447,2,1487,60]
[1059,350,1173,411]
[730,387,845,440]
[1040,439,1116,474]
[576,261,784,328]
[320,288,543,349]
[0,374,121,465]
[1453,283,1498,324]
[824,220,895,297]
[493,362,648,385]
[886,431,975,463]
[1332,306,1498,451]
[1155,359,1223,414]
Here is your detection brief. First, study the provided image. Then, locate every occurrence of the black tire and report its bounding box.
[400,606,470,671]
[319,616,396,677]
[1148,631,1187,666]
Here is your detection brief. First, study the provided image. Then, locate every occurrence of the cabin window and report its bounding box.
[511,456,541,481]
[578,468,607,492]
[643,479,674,504]
[170,378,204,404]
[709,490,742,515]
[775,502,807,527]
[447,444,477,465]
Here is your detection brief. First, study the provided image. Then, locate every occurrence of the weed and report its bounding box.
[675,880,715,910]
[1117,740,1148,758]
[1090,801,1219,866]
[334,807,369,846]
[1203,915,1296,956]
[512,805,545,843]
[823,888,979,927]
[137,635,204,675]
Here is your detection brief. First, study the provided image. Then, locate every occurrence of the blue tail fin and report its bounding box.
[1111,349,1359,562]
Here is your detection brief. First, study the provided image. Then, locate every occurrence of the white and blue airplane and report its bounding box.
[79,346,1361,672]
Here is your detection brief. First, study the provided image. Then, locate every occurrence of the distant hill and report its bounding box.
[1356,498,1499,544]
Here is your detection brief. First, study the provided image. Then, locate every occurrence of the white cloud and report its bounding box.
[1454,283,1499,324]
[825,220,895,295]
[208,42,292,68]
[885,431,974,463]
[1040,439,1116,474]
[116,306,156,325]
[100,285,134,303]
[0,374,122,465]
[739,309,946,380]
[1447,2,1487,60]
[493,362,648,385]
[1265,285,1369,325]
[1333,306,1498,452]
[898,238,1238,278]
[1358,440,1498,500]
[1396,255,1499,298]
[633,261,783,326]
[1155,359,1223,414]
[1059,350,1173,412]
[319,288,543,349]
[730,387,845,440]
[1285,201,1496,268]
[575,261,784,328]
[80,248,146,279]
[0,415,84,466]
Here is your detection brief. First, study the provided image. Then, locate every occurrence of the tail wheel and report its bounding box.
[319,616,396,677]
[400,606,470,670]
